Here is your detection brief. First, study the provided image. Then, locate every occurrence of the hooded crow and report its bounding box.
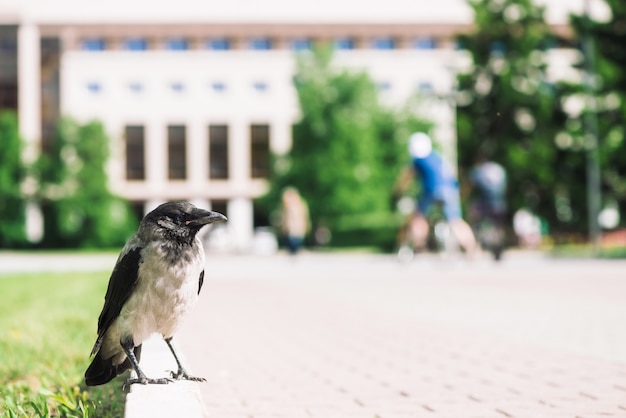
[85,201,226,386]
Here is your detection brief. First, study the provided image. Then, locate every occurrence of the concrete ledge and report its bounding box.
[124,335,205,418]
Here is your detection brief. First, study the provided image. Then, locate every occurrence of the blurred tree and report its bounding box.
[0,111,28,247]
[566,0,626,228]
[456,0,575,232]
[261,45,431,247]
[37,117,74,246]
[37,118,137,248]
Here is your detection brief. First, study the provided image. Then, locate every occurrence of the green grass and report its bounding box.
[551,244,626,259]
[0,271,126,417]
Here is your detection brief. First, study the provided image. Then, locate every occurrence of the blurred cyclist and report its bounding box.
[468,154,507,226]
[394,132,477,256]
[467,154,507,259]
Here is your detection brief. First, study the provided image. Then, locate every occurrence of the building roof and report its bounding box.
[0,0,611,26]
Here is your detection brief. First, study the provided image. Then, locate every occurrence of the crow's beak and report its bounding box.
[186,210,227,227]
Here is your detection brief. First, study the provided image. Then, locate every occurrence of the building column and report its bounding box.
[18,23,42,243]
[270,118,291,155]
[228,197,253,252]
[17,22,41,163]
[227,118,255,251]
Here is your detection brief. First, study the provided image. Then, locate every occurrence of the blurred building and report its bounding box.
[0,0,595,250]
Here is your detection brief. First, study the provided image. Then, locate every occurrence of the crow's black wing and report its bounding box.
[198,270,204,295]
[91,246,142,355]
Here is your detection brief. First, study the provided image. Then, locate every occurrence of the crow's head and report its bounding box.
[141,201,227,244]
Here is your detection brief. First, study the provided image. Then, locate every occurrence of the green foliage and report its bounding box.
[261,45,431,247]
[568,0,626,226]
[456,0,575,230]
[330,212,406,251]
[0,111,28,247]
[0,271,126,417]
[36,118,137,248]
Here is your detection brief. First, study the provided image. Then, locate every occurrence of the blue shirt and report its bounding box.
[411,151,458,195]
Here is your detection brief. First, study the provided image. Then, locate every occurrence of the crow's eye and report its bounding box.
[173,214,184,224]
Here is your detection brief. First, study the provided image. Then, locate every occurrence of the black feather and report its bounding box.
[90,246,142,355]
[85,345,142,386]
[198,270,204,295]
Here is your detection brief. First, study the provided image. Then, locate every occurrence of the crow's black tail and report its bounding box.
[85,345,142,386]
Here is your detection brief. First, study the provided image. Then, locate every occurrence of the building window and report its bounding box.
[206,38,230,50]
[81,38,106,51]
[211,81,227,93]
[248,37,273,50]
[377,81,392,92]
[166,38,188,51]
[412,37,437,49]
[252,199,272,228]
[371,37,396,50]
[0,82,18,111]
[0,38,17,52]
[170,82,185,93]
[252,81,268,93]
[210,200,228,220]
[125,125,145,180]
[335,37,355,50]
[209,125,229,179]
[290,38,312,51]
[417,81,435,94]
[129,82,144,93]
[250,124,270,178]
[124,38,147,51]
[168,125,187,180]
[86,82,102,94]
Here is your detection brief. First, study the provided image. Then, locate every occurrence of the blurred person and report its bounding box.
[279,187,310,255]
[313,220,332,247]
[467,154,507,259]
[513,208,542,248]
[394,132,477,256]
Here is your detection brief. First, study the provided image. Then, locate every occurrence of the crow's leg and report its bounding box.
[164,337,206,382]
[121,336,172,387]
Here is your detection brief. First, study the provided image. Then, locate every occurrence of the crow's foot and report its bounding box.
[123,376,173,390]
[170,369,206,382]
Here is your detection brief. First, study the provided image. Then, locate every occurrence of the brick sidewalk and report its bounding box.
[176,254,626,418]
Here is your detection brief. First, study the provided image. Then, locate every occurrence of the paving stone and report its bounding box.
[174,253,626,418]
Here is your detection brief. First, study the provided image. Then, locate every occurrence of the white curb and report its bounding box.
[124,335,205,418]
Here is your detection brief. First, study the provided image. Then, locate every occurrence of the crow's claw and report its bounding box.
[123,376,173,390]
[169,370,206,382]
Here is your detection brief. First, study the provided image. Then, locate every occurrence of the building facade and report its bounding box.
[0,0,592,249]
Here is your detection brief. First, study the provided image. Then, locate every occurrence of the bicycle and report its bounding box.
[470,204,506,261]
[395,197,459,263]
